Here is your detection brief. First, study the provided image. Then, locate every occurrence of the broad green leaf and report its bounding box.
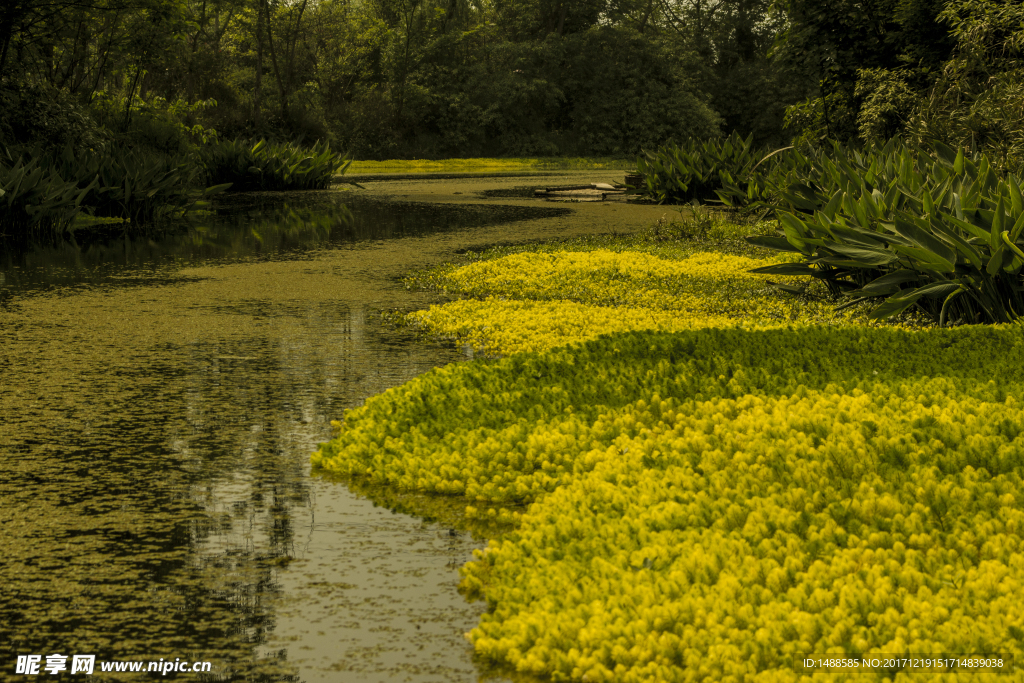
[934,140,957,166]
[750,263,817,276]
[1009,177,1024,216]
[1011,212,1024,241]
[779,212,809,239]
[828,223,889,247]
[928,215,984,270]
[868,295,919,320]
[768,282,807,295]
[905,281,963,298]
[821,242,899,266]
[892,216,957,264]
[986,244,1012,276]
[922,189,934,216]
[892,244,956,273]
[992,195,1006,248]
[857,269,921,293]
[822,189,843,220]
[944,214,989,240]
[744,235,802,252]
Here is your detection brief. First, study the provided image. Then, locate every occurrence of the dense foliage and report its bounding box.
[0,0,750,158]
[202,138,349,191]
[2,0,1017,162]
[635,131,781,206]
[753,140,1024,326]
[0,136,351,240]
[774,0,1024,165]
[0,144,228,239]
[635,134,1024,326]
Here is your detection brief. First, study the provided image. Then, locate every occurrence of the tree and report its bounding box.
[912,0,1024,168]
[772,0,954,143]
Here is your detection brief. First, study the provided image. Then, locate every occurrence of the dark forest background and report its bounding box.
[0,0,1021,160]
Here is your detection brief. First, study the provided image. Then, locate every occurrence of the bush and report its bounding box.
[0,84,108,154]
[635,131,778,206]
[750,140,1024,325]
[0,148,90,238]
[202,138,349,192]
[0,144,228,239]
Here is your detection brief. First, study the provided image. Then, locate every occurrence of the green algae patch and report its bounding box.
[313,326,1024,680]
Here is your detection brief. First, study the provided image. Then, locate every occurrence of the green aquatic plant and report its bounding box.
[0,149,93,237]
[202,139,349,192]
[635,132,784,207]
[0,144,229,239]
[74,145,229,224]
[750,141,1024,325]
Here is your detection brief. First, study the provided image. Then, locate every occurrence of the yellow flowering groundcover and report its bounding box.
[314,326,1024,681]
[406,249,881,355]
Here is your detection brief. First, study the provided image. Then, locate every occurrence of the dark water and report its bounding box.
[0,192,568,301]
[0,189,568,681]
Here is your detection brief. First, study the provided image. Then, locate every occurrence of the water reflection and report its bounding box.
[0,186,577,681]
[0,193,569,302]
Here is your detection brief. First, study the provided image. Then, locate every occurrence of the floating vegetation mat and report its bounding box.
[314,237,1024,681]
[404,247,893,355]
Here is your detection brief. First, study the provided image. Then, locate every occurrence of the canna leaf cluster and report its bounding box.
[0,143,228,238]
[635,132,776,206]
[201,138,349,192]
[750,140,1024,326]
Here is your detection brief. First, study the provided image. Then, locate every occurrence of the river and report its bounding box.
[0,170,669,682]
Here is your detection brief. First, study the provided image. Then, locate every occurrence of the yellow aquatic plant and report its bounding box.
[313,327,1024,680]
[318,228,1024,681]
[315,329,1024,679]
[408,249,877,355]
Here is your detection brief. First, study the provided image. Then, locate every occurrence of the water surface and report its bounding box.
[0,172,669,681]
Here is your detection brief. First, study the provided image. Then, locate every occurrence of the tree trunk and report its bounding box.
[263,0,288,123]
[254,0,263,128]
[0,0,25,83]
[285,0,308,101]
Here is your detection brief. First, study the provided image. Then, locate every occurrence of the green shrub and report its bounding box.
[635,131,778,206]
[750,140,1024,325]
[0,144,228,239]
[0,84,109,154]
[72,145,228,224]
[0,149,92,238]
[202,138,349,192]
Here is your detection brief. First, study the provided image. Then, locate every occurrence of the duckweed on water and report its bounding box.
[314,326,1024,680]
